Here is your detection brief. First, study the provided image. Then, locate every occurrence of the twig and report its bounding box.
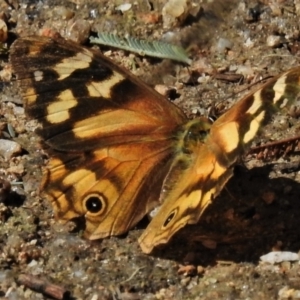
[16,274,70,300]
[119,267,145,284]
[247,135,300,160]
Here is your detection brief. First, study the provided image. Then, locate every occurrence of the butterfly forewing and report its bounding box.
[10,36,186,152]
[209,67,300,166]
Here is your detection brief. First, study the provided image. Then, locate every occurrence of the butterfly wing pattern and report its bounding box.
[10,36,300,253]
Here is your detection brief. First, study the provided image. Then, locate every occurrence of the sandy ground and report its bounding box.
[0,0,300,299]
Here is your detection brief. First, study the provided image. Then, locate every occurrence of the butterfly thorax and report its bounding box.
[177,118,213,154]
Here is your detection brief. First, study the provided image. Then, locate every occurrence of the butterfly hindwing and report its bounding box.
[43,142,174,238]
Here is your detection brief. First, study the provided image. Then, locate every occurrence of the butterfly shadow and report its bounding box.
[147,162,300,265]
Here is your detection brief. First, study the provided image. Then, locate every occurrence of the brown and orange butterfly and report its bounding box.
[10,36,300,253]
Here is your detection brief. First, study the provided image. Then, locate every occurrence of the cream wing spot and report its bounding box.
[55,193,69,211]
[210,162,227,181]
[24,87,37,105]
[200,187,216,211]
[53,51,92,80]
[86,82,101,97]
[272,74,287,105]
[246,91,262,115]
[46,108,69,122]
[46,157,67,180]
[85,71,125,98]
[181,189,215,219]
[46,89,77,124]
[33,70,44,82]
[75,51,93,63]
[243,110,265,144]
[217,122,240,153]
[43,158,70,215]
[187,190,202,210]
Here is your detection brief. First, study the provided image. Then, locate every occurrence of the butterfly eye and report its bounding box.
[198,130,209,140]
[84,193,106,214]
[162,208,178,228]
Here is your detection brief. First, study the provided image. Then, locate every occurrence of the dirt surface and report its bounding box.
[0,0,300,299]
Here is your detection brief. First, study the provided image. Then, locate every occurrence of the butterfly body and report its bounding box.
[10,36,300,253]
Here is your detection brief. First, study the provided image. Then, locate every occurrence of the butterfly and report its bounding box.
[10,35,300,253]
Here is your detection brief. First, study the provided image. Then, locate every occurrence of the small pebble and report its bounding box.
[260,251,299,264]
[115,3,132,13]
[53,6,74,20]
[0,139,22,160]
[66,19,91,44]
[216,37,233,52]
[7,164,24,175]
[162,0,190,28]
[89,9,98,19]
[278,286,300,299]
[155,84,170,97]
[235,65,254,78]
[197,266,205,275]
[269,3,282,16]
[267,35,282,48]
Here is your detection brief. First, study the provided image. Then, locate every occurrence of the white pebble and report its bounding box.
[0,139,22,160]
[267,35,282,48]
[260,251,299,264]
[216,38,233,52]
[115,3,132,12]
